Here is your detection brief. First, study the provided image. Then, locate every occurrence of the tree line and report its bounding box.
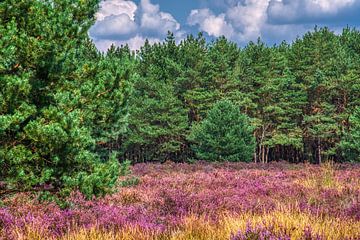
[1,0,360,197]
[120,29,360,165]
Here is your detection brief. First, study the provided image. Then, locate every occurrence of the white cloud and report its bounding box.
[95,0,137,21]
[188,0,359,44]
[138,0,180,36]
[188,1,270,43]
[307,0,355,14]
[188,9,235,38]
[91,0,360,50]
[268,0,357,24]
[227,0,270,42]
[90,0,183,51]
[90,14,137,39]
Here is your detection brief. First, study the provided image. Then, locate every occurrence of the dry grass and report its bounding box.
[53,211,360,240]
[295,161,341,190]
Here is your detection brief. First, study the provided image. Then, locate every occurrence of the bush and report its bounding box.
[189,100,255,162]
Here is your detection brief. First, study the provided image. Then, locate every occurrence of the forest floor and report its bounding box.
[1,161,360,240]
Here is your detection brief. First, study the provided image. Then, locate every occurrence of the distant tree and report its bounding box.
[123,35,188,162]
[123,73,188,162]
[177,33,210,122]
[289,27,346,163]
[339,107,360,162]
[189,100,255,162]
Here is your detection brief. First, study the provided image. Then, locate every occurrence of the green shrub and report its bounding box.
[120,177,140,188]
[188,100,255,162]
[119,160,140,188]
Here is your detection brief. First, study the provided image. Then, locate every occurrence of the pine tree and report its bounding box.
[177,33,210,122]
[124,74,188,162]
[123,35,188,162]
[0,0,129,197]
[289,27,346,163]
[340,107,360,162]
[189,100,255,162]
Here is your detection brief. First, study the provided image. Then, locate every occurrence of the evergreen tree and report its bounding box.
[340,107,360,162]
[189,100,255,162]
[120,28,360,164]
[338,28,360,131]
[123,35,188,162]
[177,33,210,122]
[289,27,346,163]
[123,73,188,162]
[0,0,129,197]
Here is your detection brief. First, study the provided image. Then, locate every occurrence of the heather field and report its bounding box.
[0,162,359,240]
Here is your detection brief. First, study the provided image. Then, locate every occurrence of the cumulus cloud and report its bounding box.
[297,0,354,14]
[90,0,183,51]
[188,0,360,44]
[268,0,358,24]
[188,1,269,43]
[90,0,360,50]
[188,9,235,38]
[95,0,137,21]
[227,0,269,42]
[137,0,180,37]
[90,14,137,39]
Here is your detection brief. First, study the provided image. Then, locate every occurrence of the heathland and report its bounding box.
[1,162,360,239]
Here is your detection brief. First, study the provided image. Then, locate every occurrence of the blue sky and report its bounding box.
[89,0,360,51]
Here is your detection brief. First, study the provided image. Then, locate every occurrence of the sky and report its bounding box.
[89,0,360,51]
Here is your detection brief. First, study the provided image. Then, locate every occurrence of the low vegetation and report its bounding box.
[1,162,360,239]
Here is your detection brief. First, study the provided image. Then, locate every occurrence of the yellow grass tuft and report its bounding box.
[170,211,360,240]
[49,211,360,240]
[295,161,342,191]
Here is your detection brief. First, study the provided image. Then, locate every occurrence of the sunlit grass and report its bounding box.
[295,161,341,190]
[55,211,360,240]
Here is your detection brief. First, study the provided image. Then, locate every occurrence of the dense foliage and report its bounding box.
[121,28,360,164]
[340,107,360,162]
[189,100,255,162]
[0,0,131,197]
[2,0,360,198]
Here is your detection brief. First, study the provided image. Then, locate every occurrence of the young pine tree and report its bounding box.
[189,100,255,162]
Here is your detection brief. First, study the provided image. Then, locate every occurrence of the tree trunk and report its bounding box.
[254,132,258,163]
[265,147,269,163]
[254,148,257,163]
[318,138,322,164]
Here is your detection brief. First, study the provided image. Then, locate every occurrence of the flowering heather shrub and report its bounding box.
[0,162,360,239]
[230,224,322,240]
[303,227,323,240]
[230,223,291,240]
